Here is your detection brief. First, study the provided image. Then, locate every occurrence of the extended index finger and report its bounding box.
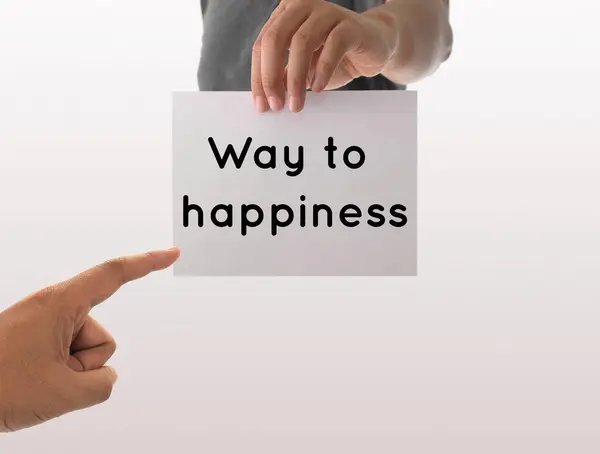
[62,247,180,311]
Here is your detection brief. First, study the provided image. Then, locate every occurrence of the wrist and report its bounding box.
[360,8,404,72]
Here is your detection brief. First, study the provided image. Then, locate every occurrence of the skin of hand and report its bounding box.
[252,0,453,113]
[0,247,180,433]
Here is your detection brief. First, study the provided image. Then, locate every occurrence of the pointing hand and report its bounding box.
[0,248,180,432]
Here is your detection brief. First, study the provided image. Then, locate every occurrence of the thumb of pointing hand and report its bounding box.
[69,366,119,411]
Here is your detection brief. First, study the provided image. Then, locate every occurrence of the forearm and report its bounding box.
[365,0,453,84]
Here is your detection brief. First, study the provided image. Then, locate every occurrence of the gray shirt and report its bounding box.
[198,0,404,91]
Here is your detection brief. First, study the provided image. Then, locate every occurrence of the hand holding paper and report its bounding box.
[252,0,398,112]
[251,0,452,113]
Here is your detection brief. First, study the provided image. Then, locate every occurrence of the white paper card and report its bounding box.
[173,91,417,276]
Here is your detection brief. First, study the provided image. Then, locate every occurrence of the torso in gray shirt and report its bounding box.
[198,0,405,91]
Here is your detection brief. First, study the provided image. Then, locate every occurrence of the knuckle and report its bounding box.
[333,18,356,40]
[32,285,55,303]
[288,76,305,94]
[143,251,158,270]
[95,375,114,404]
[291,31,310,50]
[101,258,125,282]
[107,337,117,356]
[28,284,67,311]
[98,384,113,404]
[317,0,334,11]
[282,0,319,12]
[317,58,335,74]
[341,16,359,28]
[252,80,264,94]
[262,75,279,93]
[262,29,281,50]
[251,74,263,88]
[252,38,262,54]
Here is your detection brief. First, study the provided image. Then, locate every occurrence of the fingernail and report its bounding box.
[254,96,268,113]
[289,95,301,113]
[268,96,282,111]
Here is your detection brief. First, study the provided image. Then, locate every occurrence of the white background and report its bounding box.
[1,1,599,453]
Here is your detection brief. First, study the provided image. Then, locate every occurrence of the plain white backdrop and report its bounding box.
[1,1,600,453]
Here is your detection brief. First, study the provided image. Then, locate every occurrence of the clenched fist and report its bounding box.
[0,248,180,432]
